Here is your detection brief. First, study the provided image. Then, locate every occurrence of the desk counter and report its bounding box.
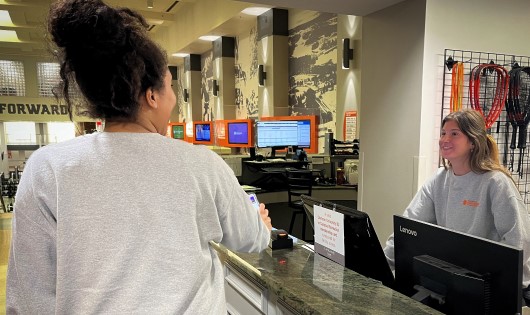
[212,242,441,315]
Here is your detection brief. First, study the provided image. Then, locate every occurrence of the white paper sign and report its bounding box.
[314,205,345,265]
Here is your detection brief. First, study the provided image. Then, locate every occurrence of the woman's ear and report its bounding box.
[144,88,158,109]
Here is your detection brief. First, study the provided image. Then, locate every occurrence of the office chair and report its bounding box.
[286,169,313,241]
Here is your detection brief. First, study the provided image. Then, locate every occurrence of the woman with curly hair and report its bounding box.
[6,1,271,313]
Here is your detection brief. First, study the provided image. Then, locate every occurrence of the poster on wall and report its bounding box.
[343,110,357,141]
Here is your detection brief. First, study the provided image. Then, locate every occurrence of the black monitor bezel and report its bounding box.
[300,195,395,288]
[394,215,523,314]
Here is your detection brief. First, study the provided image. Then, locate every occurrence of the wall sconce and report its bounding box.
[147,0,154,9]
[258,64,267,86]
[183,88,189,103]
[342,38,354,69]
[213,79,219,97]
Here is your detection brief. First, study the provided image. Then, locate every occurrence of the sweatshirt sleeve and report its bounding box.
[6,155,57,314]
[212,154,270,253]
[383,170,438,270]
[489,174,530,287]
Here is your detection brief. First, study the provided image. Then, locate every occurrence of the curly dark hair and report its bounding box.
[47,0,167,121]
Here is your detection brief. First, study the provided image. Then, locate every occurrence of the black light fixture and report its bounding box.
[258,64,267,86]
[342,38,354,69]
[213,79,219,97]
[183,88,189,103]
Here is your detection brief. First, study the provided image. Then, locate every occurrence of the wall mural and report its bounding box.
[176,66,185,122]
[234,24,259,120]
[288,11,337,134]
[201,50,214,121]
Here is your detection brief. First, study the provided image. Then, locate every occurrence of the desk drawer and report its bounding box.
[225,263,267,315]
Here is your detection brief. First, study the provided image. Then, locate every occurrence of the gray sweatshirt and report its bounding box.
[7,132,270,314]
[383,167,530,286]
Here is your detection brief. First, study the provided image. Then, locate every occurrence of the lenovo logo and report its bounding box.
[399,226,417,236]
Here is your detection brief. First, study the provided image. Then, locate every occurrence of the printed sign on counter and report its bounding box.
[314,204,345,266]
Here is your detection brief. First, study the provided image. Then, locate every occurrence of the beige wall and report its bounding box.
[359,0,427,243]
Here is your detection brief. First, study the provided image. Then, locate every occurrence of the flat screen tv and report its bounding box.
[193,121,214,145]
[226,119,253,147]
[256,120,299,148]
[259,115,318,153]
[170,123,185,140]
[300,195,395,288]
[394,215,523,314]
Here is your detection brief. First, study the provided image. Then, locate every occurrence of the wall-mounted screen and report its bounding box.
[193,121,214,145]
[256,120,299,148]
[228,122,250,145]
[172,124,184,139]
[259,115,318,153]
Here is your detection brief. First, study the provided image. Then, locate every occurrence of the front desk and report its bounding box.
[211,241,442,315]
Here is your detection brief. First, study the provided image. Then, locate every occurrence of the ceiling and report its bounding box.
[0,0,404,59]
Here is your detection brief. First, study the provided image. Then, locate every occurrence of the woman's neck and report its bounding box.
[104,121,157,133]
[450,160,472,176]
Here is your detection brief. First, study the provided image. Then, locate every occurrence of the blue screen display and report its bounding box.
[228,122,249,144]
[195,124,211,141]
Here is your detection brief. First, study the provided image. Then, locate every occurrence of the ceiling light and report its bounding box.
[241,7,271,16]
[198,35,220,42]
[0,10,14,26]
[147,0,154,9]
[0,30,19,42]
[172,53,189,58]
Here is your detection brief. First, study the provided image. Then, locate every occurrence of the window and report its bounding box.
[37,62,82,99]
[0,60,25,96]
[37,62,61,97]
[5,122,36,145]
[46,122,75,144]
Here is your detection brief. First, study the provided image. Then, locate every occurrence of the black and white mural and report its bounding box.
[288,11,337,133]
[235,24,259,119]
[201,51,214,121]
[176,66,185,121]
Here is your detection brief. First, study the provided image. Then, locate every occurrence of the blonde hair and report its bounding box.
[441,109,513,181]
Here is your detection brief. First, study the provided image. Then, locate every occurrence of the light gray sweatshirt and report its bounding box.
[7,132,270,314]
[384,167,530,286]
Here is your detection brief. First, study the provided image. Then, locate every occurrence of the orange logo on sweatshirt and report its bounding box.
[462,199,479,207]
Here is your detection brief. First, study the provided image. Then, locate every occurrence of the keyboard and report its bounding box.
[266,158,286,163]
[262,167,288,173]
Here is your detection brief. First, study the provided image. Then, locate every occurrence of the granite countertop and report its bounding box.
[212,242,441,315]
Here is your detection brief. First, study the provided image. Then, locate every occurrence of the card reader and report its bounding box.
[269,229,294,250]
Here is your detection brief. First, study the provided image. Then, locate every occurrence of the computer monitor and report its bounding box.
[193,121,214,145]
[394,215,523,314]
[260,115,318,153]
[300,195,395,288]
[256,120,299,148]
[226,119,253,147]
[170,123,185,140]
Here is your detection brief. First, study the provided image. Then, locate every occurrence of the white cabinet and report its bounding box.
[224,263,300,315]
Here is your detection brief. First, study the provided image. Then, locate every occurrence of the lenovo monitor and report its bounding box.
[394,215,523,314]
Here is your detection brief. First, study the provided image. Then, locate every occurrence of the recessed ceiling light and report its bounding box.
[198,35,220,42]
[0,30,19,42]
[0,10,14,25]
[241,7,270,16]
[172,53,189,58]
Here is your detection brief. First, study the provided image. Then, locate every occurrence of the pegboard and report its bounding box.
[442,49,530,204]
